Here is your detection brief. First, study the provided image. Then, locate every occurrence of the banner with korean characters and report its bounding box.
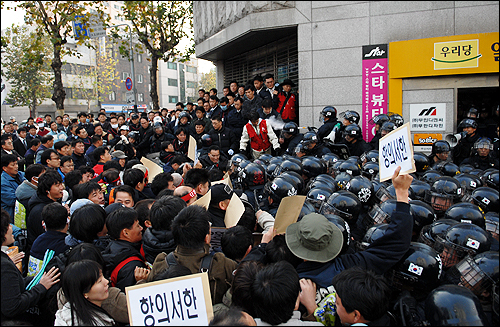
[362,44,388,142]
[379,123,416,182]
[126,272,212,326]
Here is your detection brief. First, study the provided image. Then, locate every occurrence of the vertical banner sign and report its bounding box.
[378,123,416,182]
[362,44,388,142]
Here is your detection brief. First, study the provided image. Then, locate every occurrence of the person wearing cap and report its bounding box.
[128,113,141,132]
[111,150,127,168]
[35,117,50,137]
[131,163,155,199]
[283,166,413,303]
[207,183,234,227]
[277,78,297,123]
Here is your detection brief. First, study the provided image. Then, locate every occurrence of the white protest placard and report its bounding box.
[378,122,416,182]
[188,135,197,161]
[126,272,213,326]
[224,193,245,227]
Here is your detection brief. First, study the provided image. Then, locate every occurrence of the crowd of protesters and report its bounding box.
[1,75,499,326]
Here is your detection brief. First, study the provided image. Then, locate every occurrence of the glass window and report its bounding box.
[122,92,127,102]
[138,93,144,102]
[167,62,177,70]
[109,91,116,101]
[137,54,142,62]
[169,96,178,103]
[186,81,197,89]
[137,74,143,83]
[186,66,197,73]
[122,72,130,80]
[168,78,178,87]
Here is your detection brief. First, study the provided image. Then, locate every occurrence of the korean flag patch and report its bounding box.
[317,194,326,201]
[408,263,423,276]
[466,238,480,250]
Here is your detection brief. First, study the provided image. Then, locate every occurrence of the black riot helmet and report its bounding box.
[264,177,297,205]
[258,154,273,165]
[431,140,451,156]
[178,111,191,122]
[459,118,478,129]
[459,163,475,174]
[389,113,404,127]
[485,211,499,239]
[417,219,459,248]
[306,179,337,196]
[342,123,362,140]
[370,113,390,128]
[410,200,436,236]
[380,121,397,135]
[409,179,431,201]
[357,223,390,251]
[273,159,303,179]
[321,153,341,175]
[462,186,499,213]
[268,157,284,166]
[447,251,499,298]
[200,133,213,148]
[298,201,317,220]
[468,168,484,177]
[281,122,299,136]
[434,222,492,269]
[301,156,327,179]
[323,214,351,255]
[342,110,360,125]
[484,169,499,189]
[321,190,361,224]
[336,160,361,177]
[419,169,443,185]
[361,161,379,181]
[334,172,353,190]
[455,173,483,194]
[265,163,279,181]
[387,184,415,201]
[280,171,305,195]
[306,188,333,212]
[360,150,379,166]
[345,175,373,204]
[424,176,464,214]
[431,161,461,177]
[240,163,267,189]
[413,152,430,175]
[467,107,479,118]
[389,242,443,301]
[302,131,319,149]
[443,202,486,229]
[311,174,337,189]
[364,199,398,229]
[321,106,337,120]
[424,285,489,326]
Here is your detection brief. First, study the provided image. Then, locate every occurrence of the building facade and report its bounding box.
[194,1,499,152]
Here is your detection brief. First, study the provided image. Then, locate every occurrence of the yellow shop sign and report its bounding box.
[432,39,481,70]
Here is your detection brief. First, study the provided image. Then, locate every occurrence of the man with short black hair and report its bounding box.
[54,140,72,157]
[142,195,186,263]
[35,134,54,164]
[242,84,263,120]
[112,184,136,208]
[209,114,238,158]
[197,145,228,174]
[13,127,28,157]
[58,156,74,182]
[184,168,210,197]
[92,146,111,177]
[71,139,92,168]
[24,138,41,168]
[220,225,253,262]
[75,126,92,151]
[253,75,265,96]
[123,168,152,201]
[40,149,61,169]
[147,205,236,304]
[102,207,146,292]
[1,154,26,221]
[77,111,94,136]
[26,170,65,247]
[86,134,103,166]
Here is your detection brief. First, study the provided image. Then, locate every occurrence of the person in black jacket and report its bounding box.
[209,114,238,159]
[452,118,482,165]
[197,145,228,174]
[226,98,247,141]
[136,117,154,158]
[71,139,92,168]
[102,207,146,292]
[26,170,65,249]
[149,123,175,154]
[142,196,186,264]
[1,209,61,325]
[461,137,499,170]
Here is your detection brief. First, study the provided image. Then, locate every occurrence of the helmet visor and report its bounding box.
[321,202,353,221]
[454,255,494,296]
[375,187,394,203]
[368,205,390,225]
[424,191,454,213]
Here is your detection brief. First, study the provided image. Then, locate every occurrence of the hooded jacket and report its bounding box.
[142,228,176,264]
[102,240,147,292]
[27,194,56,247]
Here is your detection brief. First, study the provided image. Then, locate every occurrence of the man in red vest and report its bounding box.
[240,110,280,159]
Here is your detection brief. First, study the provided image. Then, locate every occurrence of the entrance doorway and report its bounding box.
[457,86,499,140]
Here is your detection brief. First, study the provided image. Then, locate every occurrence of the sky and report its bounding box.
[1,2,215,74]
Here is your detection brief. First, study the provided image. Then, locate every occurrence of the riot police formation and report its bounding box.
[1,96,499,327]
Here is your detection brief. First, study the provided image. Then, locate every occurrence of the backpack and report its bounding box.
[166,251,214,273]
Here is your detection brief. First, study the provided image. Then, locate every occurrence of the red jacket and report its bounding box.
[246,120,271,151]
[277,92,297,121]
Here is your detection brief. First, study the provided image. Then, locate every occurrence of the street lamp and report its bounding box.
[108,23,137,113]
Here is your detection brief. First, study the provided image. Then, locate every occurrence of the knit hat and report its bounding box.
[70,199,94,216]
[285,213,344,263]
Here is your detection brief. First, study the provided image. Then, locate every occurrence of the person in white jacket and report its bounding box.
[240,110,280,160]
